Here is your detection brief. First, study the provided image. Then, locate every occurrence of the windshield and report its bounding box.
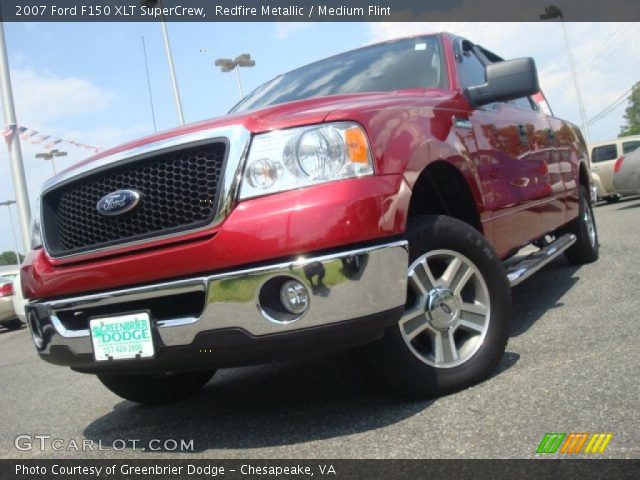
[231,36,445,113]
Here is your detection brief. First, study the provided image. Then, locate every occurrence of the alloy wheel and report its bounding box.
[585,207,597,248]
[399,249,491,369]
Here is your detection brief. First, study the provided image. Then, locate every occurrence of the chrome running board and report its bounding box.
[506,234,577,287]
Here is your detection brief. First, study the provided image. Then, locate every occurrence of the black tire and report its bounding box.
[353,215,512,399]
[564,186,599,265]
[98,370,215,405]
[1,318,24,330]
[605,195,620,204]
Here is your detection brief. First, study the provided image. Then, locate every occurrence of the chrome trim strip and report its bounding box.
[452,116,472,129]
[506,234,576,287]
[28,240,409,355]
[40,124,252,260]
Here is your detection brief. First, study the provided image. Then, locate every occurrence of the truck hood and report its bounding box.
[54,89,453,180]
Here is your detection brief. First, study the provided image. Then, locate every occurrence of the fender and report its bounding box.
[325,96,487,230]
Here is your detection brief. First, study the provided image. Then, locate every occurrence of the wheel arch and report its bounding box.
[407,160,483,233]
[578,160,591,189]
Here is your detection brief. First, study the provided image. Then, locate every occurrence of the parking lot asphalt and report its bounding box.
[1,197,639,460]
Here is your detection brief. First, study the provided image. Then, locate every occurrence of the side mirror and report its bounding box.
[466,57,540,106]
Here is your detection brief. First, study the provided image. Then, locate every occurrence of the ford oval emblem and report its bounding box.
[96,189,141,216]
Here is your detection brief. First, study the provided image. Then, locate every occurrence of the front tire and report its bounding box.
[354,215,512,399]
[98,370,215,405]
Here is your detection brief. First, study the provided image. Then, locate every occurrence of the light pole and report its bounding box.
[540,5,591,144]
[140,0,185,126]
[0,22,31,251]
[0,200,22,266]
[214,54,256,99]
[141,35,158,133]
[35,149,67,175]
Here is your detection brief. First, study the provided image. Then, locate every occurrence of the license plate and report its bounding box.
[89,312,154,362]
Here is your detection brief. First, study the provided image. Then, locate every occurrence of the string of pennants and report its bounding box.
[1,124,104,154]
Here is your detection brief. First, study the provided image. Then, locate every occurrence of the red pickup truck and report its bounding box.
[22,33,598,405]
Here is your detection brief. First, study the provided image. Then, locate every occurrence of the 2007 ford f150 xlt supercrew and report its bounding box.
[22,33,599,404]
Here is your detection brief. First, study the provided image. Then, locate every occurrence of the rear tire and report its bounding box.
[564,186,599,265]
[1,318,24,330]
[605,195,620,204]
[98,370,215,405]
[353,215,512,399]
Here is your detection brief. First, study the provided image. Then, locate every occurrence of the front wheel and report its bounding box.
[353,215,512,399]
[98,370,215,405]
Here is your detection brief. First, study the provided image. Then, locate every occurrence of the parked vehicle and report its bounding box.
[11,273,27,324]
[613,147,640,197]
[590,134,640,202]
[0,269,23,330]
[22,33,598,405]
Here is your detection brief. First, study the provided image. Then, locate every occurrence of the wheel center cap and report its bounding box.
[426,287,460,330]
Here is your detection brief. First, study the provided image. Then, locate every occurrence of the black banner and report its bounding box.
[2,460,640,480]
[1,0,639,22]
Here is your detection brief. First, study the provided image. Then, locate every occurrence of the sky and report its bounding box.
[0,21,639,255]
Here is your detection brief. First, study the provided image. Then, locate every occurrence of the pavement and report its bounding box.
[1,197,639,459]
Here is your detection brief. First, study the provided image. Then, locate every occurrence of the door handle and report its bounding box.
[547,128,555,143]
[517,124,528,145]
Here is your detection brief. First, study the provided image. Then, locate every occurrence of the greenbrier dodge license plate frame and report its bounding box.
[89,311,154,362]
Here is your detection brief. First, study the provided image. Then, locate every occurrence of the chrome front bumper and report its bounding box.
[27,240,408,358]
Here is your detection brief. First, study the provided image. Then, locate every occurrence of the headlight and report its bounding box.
[29,198,42,250]
[239,122,374,200]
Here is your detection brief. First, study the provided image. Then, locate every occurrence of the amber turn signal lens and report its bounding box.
[345,127,369,164]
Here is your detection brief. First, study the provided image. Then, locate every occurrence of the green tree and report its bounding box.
[620,81,640,137]
[0,251,24,266]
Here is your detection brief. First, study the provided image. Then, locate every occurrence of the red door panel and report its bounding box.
[548,117,583,222]
[469,103,554,254]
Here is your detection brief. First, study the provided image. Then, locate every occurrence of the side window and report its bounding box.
[622,141,640,154]
[509,97,535,110]
[591,144,618,163]
[533,92,554,116]
[458,50,486,89]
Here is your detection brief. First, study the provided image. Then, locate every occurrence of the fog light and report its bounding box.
[279,280,309,315]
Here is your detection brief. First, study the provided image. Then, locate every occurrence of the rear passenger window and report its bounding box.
[509,97,535,110]
[622,141,640,154]
[591,144,618,162]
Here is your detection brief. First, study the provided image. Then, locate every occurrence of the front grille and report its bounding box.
[42,141,227,257]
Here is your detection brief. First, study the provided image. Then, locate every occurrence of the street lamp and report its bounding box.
[0,22,31,251]
[140,0,185,126]
[539,5,591,144]
[214,53,255,98]
[35,149,67,175]
[0,200,22,267]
